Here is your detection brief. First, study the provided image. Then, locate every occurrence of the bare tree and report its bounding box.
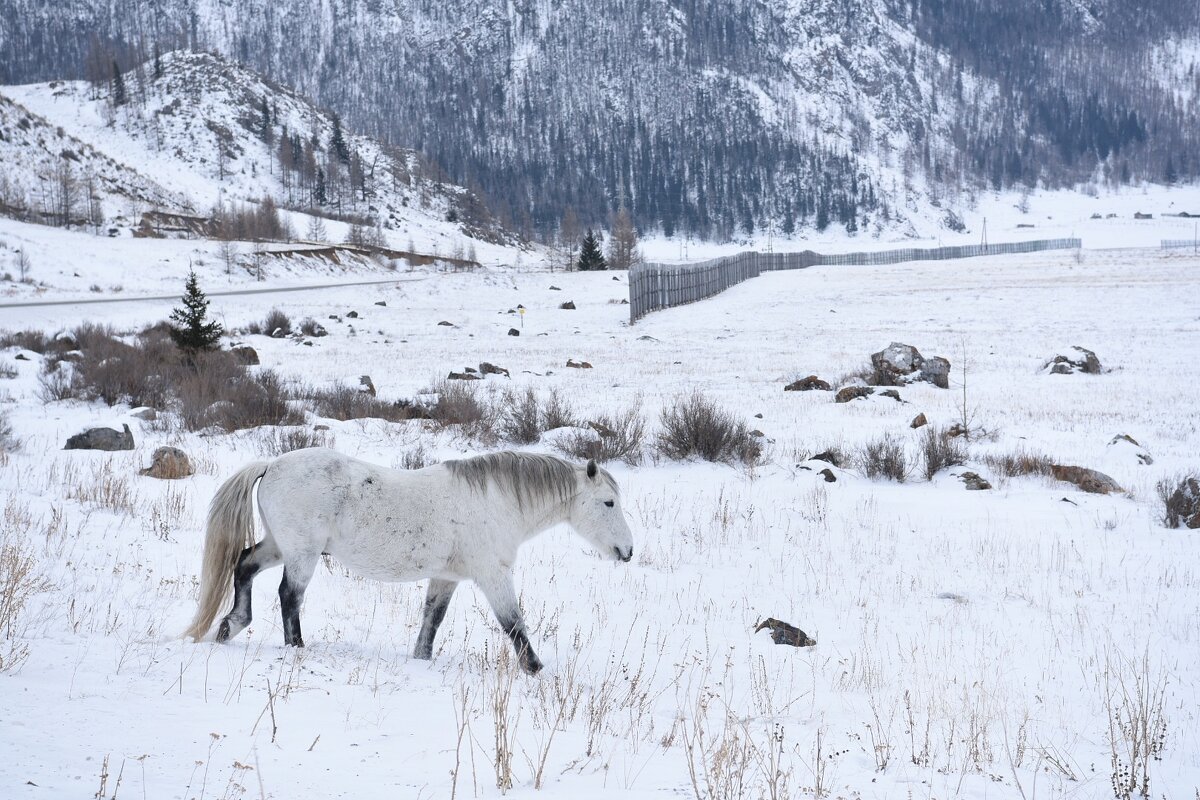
[218,240,240,275]
[606,206,641,271]
[15,249,31,283]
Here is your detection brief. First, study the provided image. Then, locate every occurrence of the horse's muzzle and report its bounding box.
[613,546,633,563]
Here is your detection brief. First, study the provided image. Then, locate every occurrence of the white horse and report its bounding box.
[183,449,634,673]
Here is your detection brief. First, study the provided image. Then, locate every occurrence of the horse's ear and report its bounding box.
[586,459,598,479]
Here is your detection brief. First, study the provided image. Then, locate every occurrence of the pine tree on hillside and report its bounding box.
[577,229,607,271]
[111,61,127,107]
[329,112,350,164]
[169,270,224,352]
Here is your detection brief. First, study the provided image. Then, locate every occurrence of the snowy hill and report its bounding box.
[1,50,517,247]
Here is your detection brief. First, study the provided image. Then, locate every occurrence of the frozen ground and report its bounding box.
[1,245,1198,799]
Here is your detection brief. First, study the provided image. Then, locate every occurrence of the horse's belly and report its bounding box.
[326,525,452,583]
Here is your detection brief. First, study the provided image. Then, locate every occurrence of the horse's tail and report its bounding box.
[183,460,271,642]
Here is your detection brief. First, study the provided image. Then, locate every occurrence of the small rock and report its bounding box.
[754,618,816,647]
[811,449,843,467]
[437,320,455,327]
[465,366,478,374]
[549,285,561,290]
[508,328,520,337]
[1051,464,1123,494]
[269,327,288,339]
[560,301,576,310]
[750,430,764,438]
[818,468,837,483]
[479,362,510,377]
[919,357,951,389]
[358,376,377,396]
[313,424,330,432]
[308,323,328,337]
[129,407,157,421]
[911,413,928,429]
[1108,434,1153,465]
[959,471,992,490]
[140,446,194,480]
[65,424,134,451]
[347,311,359,319]
[54,331,79,349]
[566,359,593,369]
[637,335,659,342]
[835,386,874,403]
[375,301,386,307]
[879,389,902,402]
[302,340,313,347]
[946,423,968,438]
[328,315,342,322]
[14,353,30,361]
[447,371,482,380]
[754,413,763,419]
[784,375,831,392]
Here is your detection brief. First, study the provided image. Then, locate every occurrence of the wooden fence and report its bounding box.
[628,238,1082,323]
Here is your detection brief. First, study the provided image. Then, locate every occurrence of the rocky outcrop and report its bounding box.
[140,446,194,479]
[835,386,874,403]
[1044,346,1102,375]
[870,342,951,388]
[1051,464,1122,494]
[785,375,831,392]
[65,424,134,451]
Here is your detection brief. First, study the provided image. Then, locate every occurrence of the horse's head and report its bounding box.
[569,459,634,563]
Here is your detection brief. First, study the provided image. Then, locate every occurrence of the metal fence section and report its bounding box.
[1162,239,1200,252]
[628,238,1082,323]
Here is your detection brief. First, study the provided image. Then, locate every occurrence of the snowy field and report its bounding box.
[1,245,1199,799]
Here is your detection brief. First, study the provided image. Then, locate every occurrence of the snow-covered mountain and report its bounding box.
[1,50,516,246]
[1,0,1197,242]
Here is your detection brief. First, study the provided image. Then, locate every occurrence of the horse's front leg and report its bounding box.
[475,570,542,675]
[413,579,458,661]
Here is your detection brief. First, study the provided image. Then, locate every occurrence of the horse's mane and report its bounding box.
[445,451,618,509]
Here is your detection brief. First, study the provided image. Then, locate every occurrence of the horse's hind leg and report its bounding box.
[476,571,543,675]
[279,556,318,647]
[217,539,282,643]
[413,579,458,661]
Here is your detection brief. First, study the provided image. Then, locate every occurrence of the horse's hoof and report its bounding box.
[216,620,231,643]
[523,657,543,675]
[413,648,433,661]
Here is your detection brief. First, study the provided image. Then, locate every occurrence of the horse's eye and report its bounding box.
[604,500,614,508]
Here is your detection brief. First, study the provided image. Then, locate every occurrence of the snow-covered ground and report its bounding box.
[1,245,1198,799]
[641,183,1200,263]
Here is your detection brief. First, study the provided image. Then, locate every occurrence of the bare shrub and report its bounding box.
[0,330,50,353]
[1105,650,1169,800]
[299,317,324,337]
[499,387,542,444]
[0,361,17,380]
[920,426,967,480]
[0,411,17,453]
[308,385,427,423]
[178,360,302,432]
[1156,473,1199,529]
[856,433,909,481]
[261,308,292,337]
[428,380,498,439]
[37,368,77,403]
[396,443,437,470]
[540,389,578,430]
[256,426,334,457]
[0,522,51,673]
[68,327,179,408]
[657,392,761,465]
[982,450,1053,478]
[557,403,646,465]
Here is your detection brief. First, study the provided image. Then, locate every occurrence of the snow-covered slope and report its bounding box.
[2,51,517,246]
[0,91,184,227]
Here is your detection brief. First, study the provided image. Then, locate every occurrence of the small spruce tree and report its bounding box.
[169,270,224,351]
[577,229,607,271]
[111,61,127,107]
[329,112,351,164]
